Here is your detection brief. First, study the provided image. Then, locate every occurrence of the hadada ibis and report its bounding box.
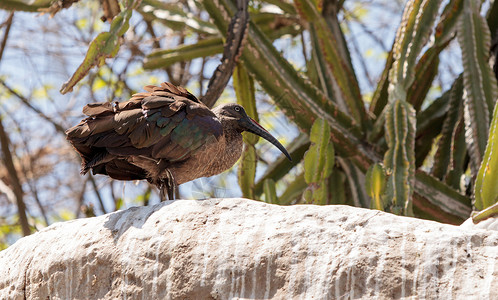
[66,82,291,199]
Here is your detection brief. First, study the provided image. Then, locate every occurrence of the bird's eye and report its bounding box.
[234,106,241,112]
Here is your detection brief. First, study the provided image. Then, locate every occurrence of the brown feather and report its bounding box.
[66,82,223,190]
[65,81,287,201]
[82,102,113,117]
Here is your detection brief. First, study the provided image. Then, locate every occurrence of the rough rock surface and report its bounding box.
[0,198,497,299]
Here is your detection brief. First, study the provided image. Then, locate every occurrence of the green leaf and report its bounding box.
[457,0,498,173]
[0,0,51,12]
[263,0,297,15]
[140,0,218,35]
[324,143,334,178]
[144,37,223,70]
[60,7,135,94]
[143,15,302,70]
[366,163,387,210]
[303,119,334,205]
[304,146,320,184]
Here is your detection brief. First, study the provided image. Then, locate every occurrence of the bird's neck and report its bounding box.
[216,115,244,145]
[204,119,244,176]
[220,118,244,158]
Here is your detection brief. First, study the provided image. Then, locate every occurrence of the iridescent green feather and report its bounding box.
[147,112,161,122]
[156,116,170,127]
[160,120,179,136]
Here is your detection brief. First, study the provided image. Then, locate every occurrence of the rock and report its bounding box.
[460,215,498,231]
[0,198,497,299]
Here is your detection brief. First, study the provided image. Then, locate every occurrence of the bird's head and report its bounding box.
[214,103,292,161]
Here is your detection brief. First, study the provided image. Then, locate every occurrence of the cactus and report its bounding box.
[366,163,387,211]
[263,179,278,204]
[304,119,335,205]
[234,64,258,199]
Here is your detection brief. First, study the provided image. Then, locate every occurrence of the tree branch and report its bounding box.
[0,11,30,236]
[0,12,13,65]
[201,0,249,108]
[0,79,66,134]
[89,175,107,214]
[0,118,30,236]
[75,176,89,218]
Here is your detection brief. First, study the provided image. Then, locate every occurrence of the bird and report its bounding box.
[66,82,291,199]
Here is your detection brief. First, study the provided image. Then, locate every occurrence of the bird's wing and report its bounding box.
[66,82,223,170]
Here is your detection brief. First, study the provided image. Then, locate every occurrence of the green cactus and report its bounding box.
[234,64,258,199]
[366,163,387,211]
[304,119,335,204]
[263,179,278,204]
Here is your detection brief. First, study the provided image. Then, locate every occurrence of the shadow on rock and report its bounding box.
[103,200,175,242]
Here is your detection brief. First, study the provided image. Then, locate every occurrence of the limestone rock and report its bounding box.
[0,198,497,299]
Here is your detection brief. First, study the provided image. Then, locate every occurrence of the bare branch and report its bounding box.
[201,0,249,108]
[89,175,107,214]
[0,12,14,64]
[0,118,30,236]
[0,12,30,236]
[75,176,89,218]
[0,80,67,134]
[39,0,81,18]
[345,20,375,89]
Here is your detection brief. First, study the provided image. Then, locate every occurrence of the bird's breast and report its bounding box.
[169,132,243,184]
[205,133,243,176]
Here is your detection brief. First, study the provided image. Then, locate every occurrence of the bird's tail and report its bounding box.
[81,150,113,174]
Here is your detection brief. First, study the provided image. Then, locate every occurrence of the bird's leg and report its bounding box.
[157,169,177,201]
[165,169,176,200]
[159,182,167,201]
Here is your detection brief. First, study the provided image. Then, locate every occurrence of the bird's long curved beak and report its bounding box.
[241,117,292,161]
